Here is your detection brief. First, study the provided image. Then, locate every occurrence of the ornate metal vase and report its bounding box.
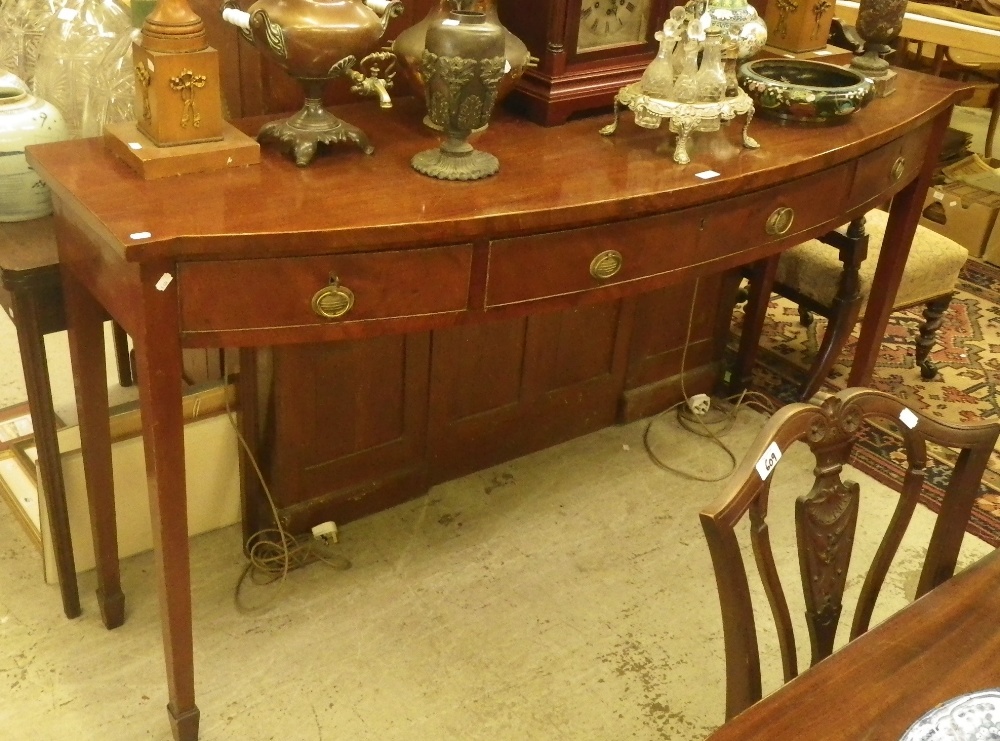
[392,0,534,129]
[222,0,404,166]
[411,10,504,181]
[850,0,907,76]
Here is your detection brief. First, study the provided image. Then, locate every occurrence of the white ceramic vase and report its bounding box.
[0,86,69,222]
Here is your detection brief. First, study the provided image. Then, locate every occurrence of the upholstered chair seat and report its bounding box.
[776,209,968,317]
[733,209,969,401]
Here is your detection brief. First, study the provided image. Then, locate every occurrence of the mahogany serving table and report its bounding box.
[26,69,968,740]
[706,546,1000,740]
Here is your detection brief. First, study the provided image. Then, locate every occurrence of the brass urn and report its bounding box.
[392,0,535,125]
[222,0,404,166]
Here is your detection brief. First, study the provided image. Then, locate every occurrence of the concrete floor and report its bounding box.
[0,407,990,740]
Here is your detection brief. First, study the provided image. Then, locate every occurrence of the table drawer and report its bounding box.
[485,163,852,308]
[178,244,473,332]
[697,164,853,253]
[849,122,932,205]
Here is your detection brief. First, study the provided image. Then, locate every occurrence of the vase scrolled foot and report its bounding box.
[411,147,499,181]
[258,112,374,166]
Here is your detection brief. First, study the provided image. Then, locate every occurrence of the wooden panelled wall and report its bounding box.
[197,1,745,535]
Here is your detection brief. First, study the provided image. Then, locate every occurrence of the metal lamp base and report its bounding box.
[411,143,499,181]
[258,95,374,167]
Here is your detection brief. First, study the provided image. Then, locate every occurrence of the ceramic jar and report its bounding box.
[0,86,69,221]
[393,0,532,106]
[707,0,767,60]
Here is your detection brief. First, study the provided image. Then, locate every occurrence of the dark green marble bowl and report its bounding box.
[738,59,875,124]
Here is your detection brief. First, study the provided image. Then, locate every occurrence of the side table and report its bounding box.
[0,217,132,619]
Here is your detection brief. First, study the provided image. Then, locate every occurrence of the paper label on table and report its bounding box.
[155,273,173,291]
[130,231,151,240]
[755,441,782,481]
[934,190,944,200]
[814,50,833,56]
[128,142,142,150]
[899,408,919,430]
[696,170,720,180]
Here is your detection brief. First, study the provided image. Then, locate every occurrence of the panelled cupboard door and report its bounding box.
[622,272,741,421]
[426,301,632,484]
[261,333,431,532]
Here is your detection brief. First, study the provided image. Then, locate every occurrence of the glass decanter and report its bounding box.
[80,0,156,137]
[695,27,727,103]
[0,0,65,90]
[33,0,130,138]
[640,28,675,100]
[673,37,701,104]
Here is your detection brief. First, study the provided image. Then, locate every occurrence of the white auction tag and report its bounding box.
[128,142,142,150]
[130,231,152,240]
[696,170,720,180]
[814,50,833,56]
[155,273,174,292]
[899,407,919,430]
[755,441,782,481]
[934,190,944,200]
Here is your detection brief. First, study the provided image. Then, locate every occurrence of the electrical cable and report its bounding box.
[221,357,349,613]
[641,278,778,482]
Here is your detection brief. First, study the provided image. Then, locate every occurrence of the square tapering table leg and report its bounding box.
[62,266,124,629]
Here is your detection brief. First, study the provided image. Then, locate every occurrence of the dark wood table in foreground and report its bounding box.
[27,68,968,740]
[706,546,1000,740]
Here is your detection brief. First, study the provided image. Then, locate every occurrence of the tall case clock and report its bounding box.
[498,0,672,126]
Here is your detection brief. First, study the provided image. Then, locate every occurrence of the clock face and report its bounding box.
[576,0,653,53]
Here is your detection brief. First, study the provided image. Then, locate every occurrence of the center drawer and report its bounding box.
[178,244,473,333]
[485,163,852,308]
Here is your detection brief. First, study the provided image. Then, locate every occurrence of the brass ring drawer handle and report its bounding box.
[890,156,906,182]
[312,279,355,319]
[765,207,795,237]
[590,250,623,281]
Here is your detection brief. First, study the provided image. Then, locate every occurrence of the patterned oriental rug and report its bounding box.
[732,258,1000,547]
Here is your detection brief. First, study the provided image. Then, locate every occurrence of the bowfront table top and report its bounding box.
[26,67,970,741]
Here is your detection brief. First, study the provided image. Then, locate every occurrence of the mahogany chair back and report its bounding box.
[700,387,999,721]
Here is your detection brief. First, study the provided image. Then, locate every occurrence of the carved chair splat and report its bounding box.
[700,387,999,721]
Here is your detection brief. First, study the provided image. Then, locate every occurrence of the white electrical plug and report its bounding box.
[687,393,711,416]
[311,521,338,544]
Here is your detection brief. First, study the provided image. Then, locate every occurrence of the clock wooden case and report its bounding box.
[499,0,673,126]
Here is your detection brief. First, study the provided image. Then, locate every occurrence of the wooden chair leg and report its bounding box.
[798,305,813,327]
[915,293,952,380]
[797,216,869,401]
[798,296,862,401]
[731,255,780,394]
[111,320,133,387]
